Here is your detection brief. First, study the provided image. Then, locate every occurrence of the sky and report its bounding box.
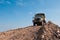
[0,0,60,32]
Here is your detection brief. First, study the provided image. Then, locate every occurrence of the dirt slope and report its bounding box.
[0,21,60,40]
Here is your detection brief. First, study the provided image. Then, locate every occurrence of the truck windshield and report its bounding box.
[35,15,44,18]
[35,16,41,18]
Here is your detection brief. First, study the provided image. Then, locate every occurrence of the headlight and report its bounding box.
[41,18,43,20]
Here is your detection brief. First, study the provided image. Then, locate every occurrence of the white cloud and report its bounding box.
[28,12,35,16]
[17,2,24,6]
[6,1,11,4]
[0,0,4,4]
[0,0,11,4]
[29,12,33,15]
[0,0,24,6]
[16,0,24,6]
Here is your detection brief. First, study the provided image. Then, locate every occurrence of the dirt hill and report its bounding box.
[0,21,60,40]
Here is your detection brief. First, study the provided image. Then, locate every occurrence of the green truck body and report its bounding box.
[32,13,46,26]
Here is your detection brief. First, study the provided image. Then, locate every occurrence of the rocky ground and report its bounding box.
[0,21,60,40]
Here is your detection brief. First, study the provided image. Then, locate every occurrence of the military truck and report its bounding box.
[32,13,46,26]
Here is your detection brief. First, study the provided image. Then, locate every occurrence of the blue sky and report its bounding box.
[0,0,60,32]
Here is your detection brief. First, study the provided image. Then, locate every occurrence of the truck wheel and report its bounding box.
[33,22,35,26]
[43,20,46,23]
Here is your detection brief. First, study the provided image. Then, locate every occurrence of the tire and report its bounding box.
[43,20,46,23]
[33,22,35,26]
